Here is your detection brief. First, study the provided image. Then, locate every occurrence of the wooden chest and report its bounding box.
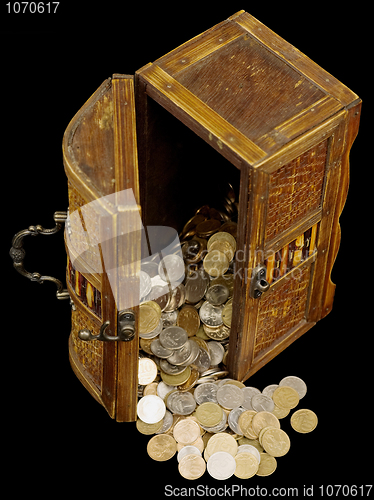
[17,11,361,422]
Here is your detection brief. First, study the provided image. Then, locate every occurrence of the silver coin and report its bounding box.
[228,406,245,434]
[262,384,279,398]
[157,381,174,399]
[150,339,173,359]
[155,409,174,434]
[237,444,261,463]
[279,375,307,399]
[160,326,188,350]
[167,341,193,366]
[192,347,211,372]
[166,390,197,415]
[251,394,275,412]
[207,341,225,365]
[158,254,185,284]
[177,446,202,463]
[149,285,171,311]
[241,386,262,410]
[180,340,200,366]
[139,270,152,300]
[161,310,178,327]
[199,301,224,327]
[207,451,236,480]
[205,283,230,306]
[217,384,244,409]
[159,358,187,375]
[193,382,218,404]
[137,395,166,424]
[185,270,209,304]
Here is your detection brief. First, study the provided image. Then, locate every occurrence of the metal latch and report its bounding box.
[249,265,270,299]
[78,310,136,342]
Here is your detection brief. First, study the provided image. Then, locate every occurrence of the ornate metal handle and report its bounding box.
[10,211,70,300]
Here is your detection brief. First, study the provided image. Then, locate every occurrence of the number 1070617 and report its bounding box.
[6,2,59,13]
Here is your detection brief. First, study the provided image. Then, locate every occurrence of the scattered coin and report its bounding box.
[178,454,206,480]
[256,453,277,476]
[234,451,259,479]
[290,409,318,433]
[272,385,300,409]
[279,376,307,399]
[138,301,162,334]
[137,395,166,424]
[195,402,223,427]
[177,446,202,463]
[158,254,185,284]
[147,434,177,461]
[159,326,188,350]
[206,432,238,458]
[251,394,275,412]
[207,451,236,480]
[203,250,229,277]
[138,357,158,385]
[161,365,191,386]
[166,390,197,415]
[261,428,290,457]
[173,419,201,445]
[252,411,280,436]
[177,305,201,337]
[217,384,244,409]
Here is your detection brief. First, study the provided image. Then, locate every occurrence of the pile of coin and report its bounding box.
[138,197,240,391]
[136,374,318,480]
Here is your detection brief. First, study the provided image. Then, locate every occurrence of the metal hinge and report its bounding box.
[249,265,270,299]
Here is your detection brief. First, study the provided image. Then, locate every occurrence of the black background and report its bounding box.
[2,2,371,496]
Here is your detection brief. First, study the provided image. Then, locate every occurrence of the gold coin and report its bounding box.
[206,432,238,458]
[177,305,200,337]
[139,337,154,355]
[207,231,237,253]
[259,426,278,446]
[209,239,235,262]
[252,411,280,436]
[139,301,161,334]
[160,366,191,386]
[196,219,221,238]
[195,402,223,427]
[261,428,290,457]
[222,299,233,327]
[238,410,258,439]
[178,368,200,391]
[203,250,229,277]
[272,386,300,409]
[173,418,201,445]
[256,453,277,476]
[136,418,164,435]
[234,452,259,479]
[143,382,158,396]
[291,409,318,433]
[147,434,177,461]
[272,403,290,419]
[178,454,206,480]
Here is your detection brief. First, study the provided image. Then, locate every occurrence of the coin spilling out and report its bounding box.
[134,202,317,480]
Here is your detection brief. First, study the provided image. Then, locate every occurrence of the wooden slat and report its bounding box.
[256,95,343,153]
[233,12,359,107]
[112,75,141,422]
[156,20,245,76]
[138,64,267,167]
